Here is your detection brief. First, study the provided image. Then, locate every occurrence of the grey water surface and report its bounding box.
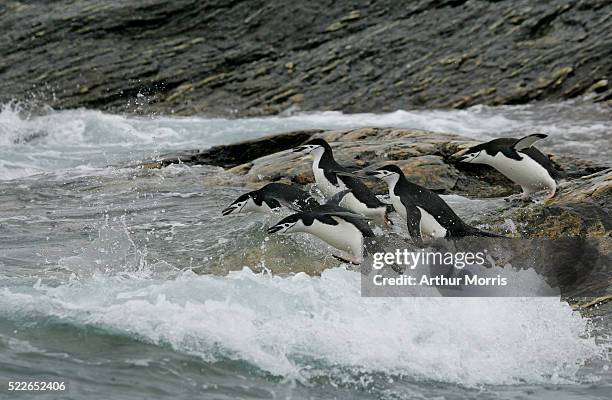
[0,101,610,399]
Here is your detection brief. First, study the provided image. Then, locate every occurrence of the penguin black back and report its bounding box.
[336,174,388,208]
[256,183,320,211]
[300,139,385,208]
[464,137,564,179]
[375,165,499,239]
[305,204,376,238]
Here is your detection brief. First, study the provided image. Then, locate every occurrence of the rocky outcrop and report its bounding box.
[154,127,611,241]
[159,129,320,168]
[155,127,610,304]
[495,169,611,237]
[1,0,611,116]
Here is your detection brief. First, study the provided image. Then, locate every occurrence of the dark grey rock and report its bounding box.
[1,0,611,115]
[160,129,319,168]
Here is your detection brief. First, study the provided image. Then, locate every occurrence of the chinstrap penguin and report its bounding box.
[266,204,378,264]
[456,134,563,199]
[293,138,390,225]
[222,183,320,216]
[361,164,500,242]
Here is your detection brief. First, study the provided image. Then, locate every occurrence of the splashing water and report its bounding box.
[0,101,610,399]
[0,100,609,180]
[0,267,603,387]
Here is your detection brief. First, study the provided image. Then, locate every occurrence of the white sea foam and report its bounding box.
[0,100,609,180]
[0,267,603,387]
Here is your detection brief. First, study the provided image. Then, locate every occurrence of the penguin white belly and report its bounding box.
[339,193,386,225]
[239,198,274,214]
[307,218,364,261]
[484,153,556,195]
[245,202,273,214]
[389,191,407,220]
[416,206,447,238]
[313,165,342,197]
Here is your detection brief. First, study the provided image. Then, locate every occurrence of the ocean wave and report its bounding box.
[0,267,603,387]
[0,100,609,180]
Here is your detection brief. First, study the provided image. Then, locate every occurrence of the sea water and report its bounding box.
[0,100,610,399]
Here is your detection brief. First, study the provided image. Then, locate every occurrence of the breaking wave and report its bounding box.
[0,100,609,180]
[0,267,603,387]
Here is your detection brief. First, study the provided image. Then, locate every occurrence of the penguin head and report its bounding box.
[365,165,403,182]
[456,145,485,164]
[292,138,330,157]
[222,193,261,215]
[267,214,305,234]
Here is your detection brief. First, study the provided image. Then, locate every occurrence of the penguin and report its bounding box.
[266,204,377,264]
[293,138,390,225]
[362,164,500,242]
[222,183,320,216]
[456,134,563,199]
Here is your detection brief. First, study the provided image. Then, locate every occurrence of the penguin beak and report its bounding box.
[221,205,238,215]
[293,146,307,153]
[267,225,283,234]
[456,153,478,163]
[451,148,471,163]
[222,200,245,215]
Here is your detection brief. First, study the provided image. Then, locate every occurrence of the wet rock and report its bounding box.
[462,169,612,239]
[157,127,610,240]
[160,129,320,169]
[163,126,601,195]
[192,236,339,276]
[460,166,611,241]
[571,295,612,313]
[1,1,611,115]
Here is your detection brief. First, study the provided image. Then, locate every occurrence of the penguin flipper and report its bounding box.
[325,190,351,206]
[513,133,548,151]
[309,206,375,237]
[312,203,372,220]
[405,206,424,246]
[264,198,282,211]
[278,197,317,212]
[325,211,372,221]
[260,183,321,212]
[521,147,567,180]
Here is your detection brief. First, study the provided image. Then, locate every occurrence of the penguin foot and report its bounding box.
[521,189,557,205]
